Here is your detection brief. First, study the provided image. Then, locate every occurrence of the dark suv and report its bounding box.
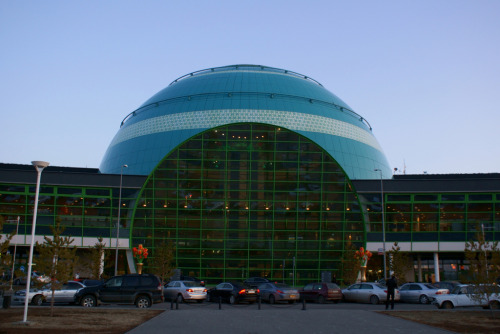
[244,277,271,288]
[74,274,163,308]
[299,282,343,304]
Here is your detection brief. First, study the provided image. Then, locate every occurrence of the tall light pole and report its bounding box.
[114,164,128,276]
[23,161,49,323]
[374,168,387,280]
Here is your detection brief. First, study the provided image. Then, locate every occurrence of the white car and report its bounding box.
[432,284,500,309]
[13,281,85,305]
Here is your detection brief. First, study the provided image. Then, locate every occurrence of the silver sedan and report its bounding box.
[342,282,400,305]
[399,283,446,304]
[258,282,300,304]
[13,281,85,305]
[164,280,207,303]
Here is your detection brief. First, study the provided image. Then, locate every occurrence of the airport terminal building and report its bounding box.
[1,65,499,285]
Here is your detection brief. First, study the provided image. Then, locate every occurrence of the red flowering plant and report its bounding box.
[354,247,372,267]
[132,244,149,264]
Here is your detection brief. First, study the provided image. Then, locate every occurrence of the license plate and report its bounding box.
[290,295,296,298]
[248,290,255,294]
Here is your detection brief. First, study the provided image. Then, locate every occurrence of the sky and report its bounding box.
[1,0,499,175]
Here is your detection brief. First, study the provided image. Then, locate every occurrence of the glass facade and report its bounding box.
[360,192,500,243]
[130,124,363,285]
[0,183,138,240]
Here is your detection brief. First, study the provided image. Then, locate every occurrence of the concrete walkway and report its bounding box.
[128,302,455,334]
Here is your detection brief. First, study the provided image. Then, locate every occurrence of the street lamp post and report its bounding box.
[374,168,387,280]
[114,164,128,276]
[23,161,49,323]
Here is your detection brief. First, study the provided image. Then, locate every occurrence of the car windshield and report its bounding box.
[450,286,463,294]
[375,283,386,289]
[275,283,291,288]
[424,284,436,289]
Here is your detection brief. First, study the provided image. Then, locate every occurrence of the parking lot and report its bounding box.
[131,300,453,334]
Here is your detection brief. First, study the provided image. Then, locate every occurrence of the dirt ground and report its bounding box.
[0,308,162,334]
[381,310,500,334]
[1,307,500,334]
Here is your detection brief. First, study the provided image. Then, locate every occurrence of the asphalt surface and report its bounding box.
[127,301,456,334]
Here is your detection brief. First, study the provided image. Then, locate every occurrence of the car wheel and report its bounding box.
[317,295,325,304]
[370,295,379,305]
[81,295,96,307]
[489,300,500,309]
[136,295,151,308]
[442,301,454,309]
[269,295,276,304]
[176,294,184,303]
[229,295,236,305]
[32,295,43,306]
[419,295,429,304]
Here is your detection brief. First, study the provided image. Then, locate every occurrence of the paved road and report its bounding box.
[128,301,456,334]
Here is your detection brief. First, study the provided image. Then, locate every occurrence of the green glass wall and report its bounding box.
[0,183,137,239]
[361,192,500,242]
[131,124,363,285]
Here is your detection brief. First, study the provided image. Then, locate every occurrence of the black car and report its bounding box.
[74,274,163,308]
[243,277,270,288]
[180,275,205,287]
[207,282,259,304]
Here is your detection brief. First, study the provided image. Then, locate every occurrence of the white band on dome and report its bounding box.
[109,109,383,152]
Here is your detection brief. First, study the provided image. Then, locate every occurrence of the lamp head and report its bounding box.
[31,161,50,169]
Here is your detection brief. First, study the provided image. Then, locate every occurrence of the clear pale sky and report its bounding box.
[1,0,499,175]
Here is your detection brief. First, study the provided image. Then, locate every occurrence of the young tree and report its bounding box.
[464,228,500,312]
[388,242,412,284]
[341,239,359,285]
[89,237,107,280]
[35,220,77,316]
[0,216,15,284]
[149,241,175,298]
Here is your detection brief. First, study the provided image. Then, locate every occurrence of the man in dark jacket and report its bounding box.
[385,275,398,310]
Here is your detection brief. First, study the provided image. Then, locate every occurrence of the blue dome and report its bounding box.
[100,65,391,179]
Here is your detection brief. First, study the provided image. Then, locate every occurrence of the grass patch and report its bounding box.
[0,308,162,334]
[381,310,500,334]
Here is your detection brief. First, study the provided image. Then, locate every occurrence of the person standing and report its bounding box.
[385,275,398,310]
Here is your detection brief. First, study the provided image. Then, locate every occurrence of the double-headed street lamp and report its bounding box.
[374,168,387,280]
[23,161,49,323]
[114,164,128,276]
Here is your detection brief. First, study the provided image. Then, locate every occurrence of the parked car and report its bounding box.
[13,271,50,285]
[399,283,447,304]
[81,279,104,287]
[179,275,205,287]
[13,281,85,305]
[42,281,86,304]
[207,282,259,304]
[432,284,500,309]
[244,277,270,288]
[258,282,299,304]
[342,282,400,305]
[14,287,47,305]
[431,281,461,294]
[299,282,343,304]
[164,280,207,303]
[74,274,163,308]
